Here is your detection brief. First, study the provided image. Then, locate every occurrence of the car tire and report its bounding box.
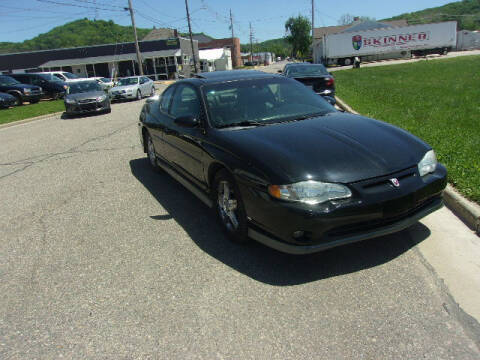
[146,132,161,172]
[12,94,23,106]
[213,170,249,243]
[136,90,142,100]
[150,86,155,96]
[104,108,111,114]
[29,99,40,104]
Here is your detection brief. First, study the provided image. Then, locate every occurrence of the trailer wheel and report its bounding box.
[343,58,352,66]
[442,48,448,56]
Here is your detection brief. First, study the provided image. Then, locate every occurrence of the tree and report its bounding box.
[284,15,311,58]
[338,14,376,25]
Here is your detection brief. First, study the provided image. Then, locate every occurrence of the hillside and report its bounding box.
[240,38,292,58]
[383,0,480,30]
[0,19,152,54]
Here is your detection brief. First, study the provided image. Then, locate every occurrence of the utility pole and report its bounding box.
[185,0,198,74]
[229,9,236,67]
[127,0,144,75]
[311,0,314,39]
[249,22,253,62]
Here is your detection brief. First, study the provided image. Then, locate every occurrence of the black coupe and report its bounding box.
[138,71,446,254]
[281,63,335,97]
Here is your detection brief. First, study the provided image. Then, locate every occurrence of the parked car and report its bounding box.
[41,71,83,82]
[138,70,446,254]
[94,77,114,91]
[0,92,17,109]
[9,73,67,100]
[64,80,111,117]
[280,63,335,97]
[109,76,155,101]
[0,75,42,105]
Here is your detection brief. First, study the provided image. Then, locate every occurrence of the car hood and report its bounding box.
[110,85,138,92]
[0,83,41,91]
[66,91,105,101]
[213,112,430,184]
[0,92,16,100]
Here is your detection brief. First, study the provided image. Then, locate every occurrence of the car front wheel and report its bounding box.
[136,90,142,100]
[214,170,249,243]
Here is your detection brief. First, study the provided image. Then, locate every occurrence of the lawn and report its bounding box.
[333,55,480,203]
[0,100,64,125]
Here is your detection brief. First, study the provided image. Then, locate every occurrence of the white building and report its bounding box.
[199,48,232,72]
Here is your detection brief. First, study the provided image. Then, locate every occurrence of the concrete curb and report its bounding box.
[0,111,64,130]
[334,95,480,235]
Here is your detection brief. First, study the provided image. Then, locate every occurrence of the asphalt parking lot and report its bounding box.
[1,86,479,358]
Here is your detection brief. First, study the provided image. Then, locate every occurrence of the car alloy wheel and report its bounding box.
[137,90,142,100]
[214,170,248,243]
[146,134,160,172]
[151,86,155,96]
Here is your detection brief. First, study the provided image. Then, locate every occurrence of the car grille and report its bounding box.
[30,90,42,95]
[78,99,96,104]
[78,103,98,111]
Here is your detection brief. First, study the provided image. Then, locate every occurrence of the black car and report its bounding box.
[280,63,335,97]
[0,92,17,109]
[9,73,67,100]
[0,75,42,105]
[138,70,446,254]
[64,80,111,116]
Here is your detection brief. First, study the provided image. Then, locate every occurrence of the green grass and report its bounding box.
[0,100,64,125]
[334,55,480,203]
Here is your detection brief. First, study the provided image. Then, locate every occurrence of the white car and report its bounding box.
[108,76,155,101]
[42,71,85,82]
[92,77,115,91]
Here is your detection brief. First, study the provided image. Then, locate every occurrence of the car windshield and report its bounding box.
[0,75,20,86]
[204,77,336,128]
[100,78,111,83]
[68,81,102,94]
[117,77,138,86]
[286,65,329,77]
[38,74,64,82]
[62,72,79,79]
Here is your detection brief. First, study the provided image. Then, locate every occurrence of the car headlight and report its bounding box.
[418,150,437,176]
[268,180,352,205]
[96,95,107,102]
[65,98,76,104]
[24,88,31,94]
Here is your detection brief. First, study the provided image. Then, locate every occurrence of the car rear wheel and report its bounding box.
[29,99,40,104]
[150,86,155,96]
[213,170,249,243]
[136,90,142,100]
[146,132,161,172]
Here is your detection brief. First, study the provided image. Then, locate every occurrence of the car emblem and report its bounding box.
[390,178,400,187]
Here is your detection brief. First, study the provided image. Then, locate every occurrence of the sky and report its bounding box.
[1,0,457,44]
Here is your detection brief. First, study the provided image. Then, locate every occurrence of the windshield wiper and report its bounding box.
[293,112,328,121]
[216,121,267,129]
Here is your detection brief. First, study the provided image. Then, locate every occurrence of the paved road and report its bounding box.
[1,88,479,358]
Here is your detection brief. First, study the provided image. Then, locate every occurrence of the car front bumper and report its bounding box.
[110,91,136,100]
[0,98,16,108]
[239,164,447,254]
[65,99,110,114]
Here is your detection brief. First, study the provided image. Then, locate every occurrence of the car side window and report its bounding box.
[160,86,175,113]
[31,76,44,86]
[169,85,201,119]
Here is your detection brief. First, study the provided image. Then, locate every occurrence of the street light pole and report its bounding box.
[127,0,144,75]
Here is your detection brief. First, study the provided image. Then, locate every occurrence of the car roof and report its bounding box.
[192,70,280,84]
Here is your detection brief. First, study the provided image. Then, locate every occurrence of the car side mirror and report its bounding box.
[323,96,336,106]
[174,115,199,128]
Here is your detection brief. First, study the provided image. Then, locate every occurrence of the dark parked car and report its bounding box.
[9,73,67,100]
[0,92,16,109]
[280,63,335,97]
[138,70,446,254]
[64,80,111,116]
[0,75,42,105]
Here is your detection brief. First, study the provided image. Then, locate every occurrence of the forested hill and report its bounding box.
[0,19,152,54]
[383,0,480,30]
